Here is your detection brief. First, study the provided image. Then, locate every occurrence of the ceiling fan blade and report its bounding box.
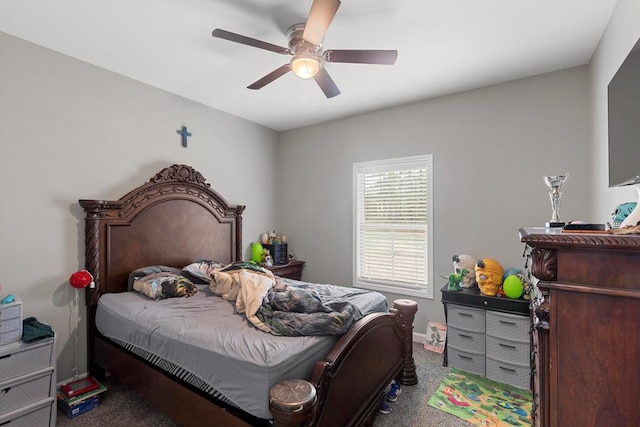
[303,0,341,46]
[313,67,340,98]
[323,49,398,65]
[247,64,292,90]
[212,29,290,55]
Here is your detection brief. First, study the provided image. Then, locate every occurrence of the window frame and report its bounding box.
[352,154,434,299]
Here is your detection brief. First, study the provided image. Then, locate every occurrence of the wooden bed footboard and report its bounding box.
[270,299,418,427]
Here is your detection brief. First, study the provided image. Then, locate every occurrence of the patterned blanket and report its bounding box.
[209,262,363,336]
[256,284,363,336]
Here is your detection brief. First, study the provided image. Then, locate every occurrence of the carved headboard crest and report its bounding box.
[150,164,209,187]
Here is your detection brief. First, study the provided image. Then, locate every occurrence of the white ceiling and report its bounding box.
[0,0,618,131]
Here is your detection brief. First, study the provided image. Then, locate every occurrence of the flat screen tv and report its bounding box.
[608,38,640,187]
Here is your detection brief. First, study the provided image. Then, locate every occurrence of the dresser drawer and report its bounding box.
[486,311,528,342]
[0,300,22,321]
[0,339,54,383]
[486,335,530,366]
[447,346,485,376]
[0,398,54,427]
[0,368,54,416]
[0,316,21,333]
[0,328,22,346]
[447,325,485,355]
[447,305,485,333]
[486,356,530,390]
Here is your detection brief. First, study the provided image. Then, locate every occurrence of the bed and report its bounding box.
[79,164,418,427]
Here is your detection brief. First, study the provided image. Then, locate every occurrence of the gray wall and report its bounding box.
[2,0,638,381]
[0,32,279,381]
[589,0,640,220]
[278,67,591,336]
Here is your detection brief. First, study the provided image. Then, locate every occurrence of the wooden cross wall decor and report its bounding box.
[177,126,192,147]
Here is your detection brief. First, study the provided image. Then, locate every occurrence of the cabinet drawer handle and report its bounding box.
[458,354,473,360]
[458,312,473,317]
[499,343,516,349]
[458,334,473,339]
[499,366,517,373]
[0,421,10,426]
[498,320,517,326]
[0,387,11,395]
[0,354,11,360]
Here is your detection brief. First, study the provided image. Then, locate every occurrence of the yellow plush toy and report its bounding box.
[475,258,504,296]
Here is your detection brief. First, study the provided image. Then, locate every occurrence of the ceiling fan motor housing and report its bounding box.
[286,23,322,54]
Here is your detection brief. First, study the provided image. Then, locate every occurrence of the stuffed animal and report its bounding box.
[452,254,477,288]
[611,202,637,228]
[475,258,504,296]
[447,268,468,292]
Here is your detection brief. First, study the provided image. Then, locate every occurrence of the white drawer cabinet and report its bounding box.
[446,306,486,376]
[0,336,56,427]
[442,285,531,390]
[485,311,530,389]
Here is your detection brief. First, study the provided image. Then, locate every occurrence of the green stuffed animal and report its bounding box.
[447,268,468,292]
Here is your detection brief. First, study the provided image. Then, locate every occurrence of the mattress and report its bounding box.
[95,281,388,420]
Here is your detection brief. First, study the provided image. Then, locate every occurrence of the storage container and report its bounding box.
[486,355,530,390]
[0,298,22,346]
[446,305,485,332]
[447,345,485,376]
[447,325,485,355]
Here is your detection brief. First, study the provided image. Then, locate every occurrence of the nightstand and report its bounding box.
[0,336,57,426]
[265,260,306,280]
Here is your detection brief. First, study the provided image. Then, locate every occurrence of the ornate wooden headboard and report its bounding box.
[79,164,245,306]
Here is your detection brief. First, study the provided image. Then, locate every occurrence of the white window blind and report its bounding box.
[353,155,433,298]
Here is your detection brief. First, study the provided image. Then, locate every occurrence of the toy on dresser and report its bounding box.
[475,258,504,296]
[452,254,477,288]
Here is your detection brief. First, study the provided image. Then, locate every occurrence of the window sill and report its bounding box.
[356,282,433,299]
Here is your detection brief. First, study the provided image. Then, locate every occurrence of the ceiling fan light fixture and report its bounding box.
[291,54,320,79]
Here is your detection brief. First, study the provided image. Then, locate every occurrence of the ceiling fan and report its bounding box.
[211,0,397,98]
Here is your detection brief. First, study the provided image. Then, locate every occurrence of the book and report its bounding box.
[424,321,447,353]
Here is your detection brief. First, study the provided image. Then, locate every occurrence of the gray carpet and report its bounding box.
[56,343,469,426]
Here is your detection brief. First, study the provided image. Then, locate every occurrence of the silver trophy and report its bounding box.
[544,174,569,227]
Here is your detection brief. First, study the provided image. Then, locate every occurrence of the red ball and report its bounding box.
[69,270,93,288]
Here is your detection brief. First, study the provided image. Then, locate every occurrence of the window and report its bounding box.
[353,155,433,299]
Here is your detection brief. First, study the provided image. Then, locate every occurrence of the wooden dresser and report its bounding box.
[520,227,640,427]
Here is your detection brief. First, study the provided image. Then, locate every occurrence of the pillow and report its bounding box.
[182,260,226,284]
[128,265,182,291]
[133,272,197,300]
